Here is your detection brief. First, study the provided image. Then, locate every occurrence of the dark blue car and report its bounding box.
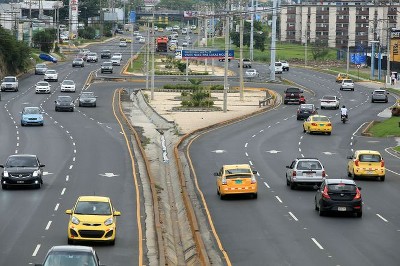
[39,53,58,63]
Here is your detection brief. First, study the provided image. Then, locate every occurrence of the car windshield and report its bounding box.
[300,105,313,110]
[47,70,56,74]
[312,116,329,122]
[63,80,74,85]
[4,77,15,82]
[328,184,356,192]
[36,64,46,68]
[24,108,40,114]
[103,62,112,66]
[88,53,96,56]
[359,154,381,162]
[37,82,48,86]
[343,80,353,83]
[74,201,111,215]
[58,97,72,102]
[322,96,336,100]
[225,168,252,175]
[6,156,38,167]
[297,161,322,170]
[275,63,282,66]
[374,91,385,94]
[286,88,300,93]
[102,50,110,53]
[81,93,94,98]
[43,252,96,266]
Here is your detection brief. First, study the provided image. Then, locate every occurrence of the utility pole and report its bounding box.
[370,40,379,80]
[250,0,254,61]
[223,0,230,113]
[346,42,350,74]
[211,4,215,75]
[239,1,244,101]
[28,0,32,47]
[151,11,155,100]
[386,25,391,87]
[146,19,150,90]
[204,9,208,73]
[270,0,277,81]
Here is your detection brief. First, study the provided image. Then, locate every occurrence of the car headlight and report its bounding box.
[71,216,80,225]
[32,170,39,177]
[104,217,114,226]
[3,171,9,177]
[70,103,74,106]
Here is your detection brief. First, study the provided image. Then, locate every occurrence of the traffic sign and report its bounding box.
[182,49,234,59]
[129,11,136,23]
[357,64,361,69]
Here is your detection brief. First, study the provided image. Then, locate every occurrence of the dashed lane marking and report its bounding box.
[311,238,324,250]
[377,214,388,222]
[32,244,41,256]
[289,212,298,221]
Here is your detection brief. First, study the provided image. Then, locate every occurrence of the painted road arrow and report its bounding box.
[212,150,226,154]
[266,150,281,154]
[99,173,120,177]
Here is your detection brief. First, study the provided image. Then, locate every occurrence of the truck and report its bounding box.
[156,37,168,52]
[283,87,304,105]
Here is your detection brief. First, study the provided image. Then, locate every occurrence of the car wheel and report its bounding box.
[319,207,325,216]
[93,103,96,107]
[253,193,258,199]
[2,184,8,190]
[297,116,301,120]
[303,126,306,133]
[217,188,220,195]
[290,181,296,190]
[371,100,374,103]
[347,170,352,177]
[356,212,362,218]
[40,123,44,126]
[219,192,225,200]
[284,101,288,105]
[67,238,74,245]
[353,173,358,180]
[340,87,342,91]
[21,122,24,126]
[380,175,385,181]
[327,132,331,135]
[34,182,41,189]
[55,107,58,112]
[315,198,319,211]
[110,239,116,246]
[351,88,354,91]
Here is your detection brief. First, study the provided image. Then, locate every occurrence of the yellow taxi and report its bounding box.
[66,196,121,245]
[126,38,132,43]
[336,73,349,82]
[215,164,258,199]
[119,37,126,42]
[303,115,332,135]
[347,150,386,181]
[158,27,164,32]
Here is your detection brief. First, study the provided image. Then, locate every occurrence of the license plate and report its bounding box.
[235,180,243,184]
[338,207,346,211]
[305,173,314,177]
[367,171,374,174]
[17,181,24,183]
[320,124,324,126]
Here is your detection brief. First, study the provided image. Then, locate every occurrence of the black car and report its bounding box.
[55,95,74,112]
[314,179,362,217]
[101,50,111,59]
[35,245,104,266]
[0,154,45,189]
[297,104,318,120]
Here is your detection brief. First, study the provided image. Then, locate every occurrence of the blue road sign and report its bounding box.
[129,11,136,23]
[351,53,366,64]
[182,49,234,59]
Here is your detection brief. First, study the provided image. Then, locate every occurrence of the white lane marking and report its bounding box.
[69,165,73,169]
[260,129,264,132]
[311,238,324,250]
[299,148,301,152]
[385,147,400,160]
[300,136,303,139]
[249,161,253,166]
[350,142,353,146]
[387,168,400,176]
[377,214,388,222]
[276,121,280,124]
[73,157,76,162]
[298,142,301,145]
[66,131,69,134]
[284,117,289,121]
[90,117,94,120]
[16,143,19,147]
[72,142,76,146]
[351,136,354,140]
[15,149,18,154]
[54,203,60,211]
[353,122,368,136]
[245,152,248,157]
[17,136,19,140]
[32,244,41,256]
[66,175,69,181]
[245,143,248,148]
[60,125,63,128]
[61,188,66,195]
[263,182,270,188]
[45,221,52,230]
[289,212,298,221]
[252,134,256,138]
[268,125,271,128]
[301,154,305,158]
[275,196,282,203]
[256,172,260,177]
[74,149,77,153]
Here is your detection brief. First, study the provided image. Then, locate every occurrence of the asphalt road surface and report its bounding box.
[189,67,400,266]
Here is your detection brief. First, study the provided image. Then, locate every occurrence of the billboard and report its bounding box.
[69,0,78,39]
[182,49,234,59]
[184,11,200,18]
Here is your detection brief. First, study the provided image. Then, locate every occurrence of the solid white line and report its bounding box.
[376,214,388,222]
[353,122,368,136]
[54,203,60,211]
[61,188,66,195]
[45,221,52,230]
[249,161,253,166]
[385,147,400,160]
[245,152,248,157]
[275,196,282,203]
[263,182,270,188]
[311,238,324,250]
[32,244,41,256]
[289,212,298,221]
[245,143,248,148]
[386,168,400,176]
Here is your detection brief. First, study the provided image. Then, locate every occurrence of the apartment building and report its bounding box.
[280,1,400,49]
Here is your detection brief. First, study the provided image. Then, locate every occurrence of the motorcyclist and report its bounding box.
[340,105,348,119]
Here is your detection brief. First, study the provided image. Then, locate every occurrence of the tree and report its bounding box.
[311,40,330,60]
[156,0,195,11]
[33,29,56,53]
[78,26,96,39]
[230,21,267,51]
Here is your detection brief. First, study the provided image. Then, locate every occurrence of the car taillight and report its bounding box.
[354,188,361,200]
[322,171,326,177]
[297,110,300,113]
[326,123,332,126]
[322,186,330,199]
[222,178,227,185]
[251,176,257,184]
[355,160,359,166]
[381,160,385,167]
[292,171,296,177]
[311,123,317,126]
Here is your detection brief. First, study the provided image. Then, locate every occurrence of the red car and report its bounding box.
[76,53,87,61]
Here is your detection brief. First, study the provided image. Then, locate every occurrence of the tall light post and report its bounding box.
[270,0,277,81]
[370,40,379,80]
[223,0,230,113]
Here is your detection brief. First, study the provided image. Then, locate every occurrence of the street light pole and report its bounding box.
[386,27,391,87]
[223,0,230,113]
[239,0,244,101]
[270,0,277,81]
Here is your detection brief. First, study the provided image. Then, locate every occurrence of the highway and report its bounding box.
[188,68,400,265]
[0,38,144,265]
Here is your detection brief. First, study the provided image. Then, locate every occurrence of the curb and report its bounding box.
[361,120,376,136]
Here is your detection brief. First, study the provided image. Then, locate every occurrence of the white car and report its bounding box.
[274,62,283,74]
[113,53,122,61]
[60,80,76,92]
[86,52,98,62]
[44,70,58,82]
[35,81,51,94]
[245,69,259,78]
[190,25,197,30]
[119,41,127,47]
[111,56,121,66]
[320,95,340,109]
[165,26,172,31]
[281,60,289,71]
[182,41,188,47]
[139,37,146,44]
[340,79,354,91]
[133,31,140,36]
[173,25,180,31]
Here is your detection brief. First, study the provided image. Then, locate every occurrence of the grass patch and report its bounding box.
[394,146,400,152]
[368,117,400,137]
[126,53,145,72]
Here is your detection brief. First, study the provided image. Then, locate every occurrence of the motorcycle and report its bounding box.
[341,114,348,124]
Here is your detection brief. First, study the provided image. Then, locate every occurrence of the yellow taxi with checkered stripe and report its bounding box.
[347,150,386,181]
[215,164,258,199]
[303,115,332,135]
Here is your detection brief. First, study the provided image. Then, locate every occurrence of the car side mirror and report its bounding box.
[252,170,257,174]
[346,156,353,159]
[286,166,290,169]
[0,165,4,168]
[358,187,362,190]
[65,209,72,215]
[40,164,45,167]
[313,185,320,190]
[213,172,219,176]
[114,211,121,216]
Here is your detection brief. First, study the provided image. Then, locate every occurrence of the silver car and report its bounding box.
[340,79,354,91]
[78,91,97,107]
[371,89,389,103]
[286,158,326,190]
[35,63,48,75]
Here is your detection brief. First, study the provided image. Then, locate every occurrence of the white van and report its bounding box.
[275,62,283,74]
